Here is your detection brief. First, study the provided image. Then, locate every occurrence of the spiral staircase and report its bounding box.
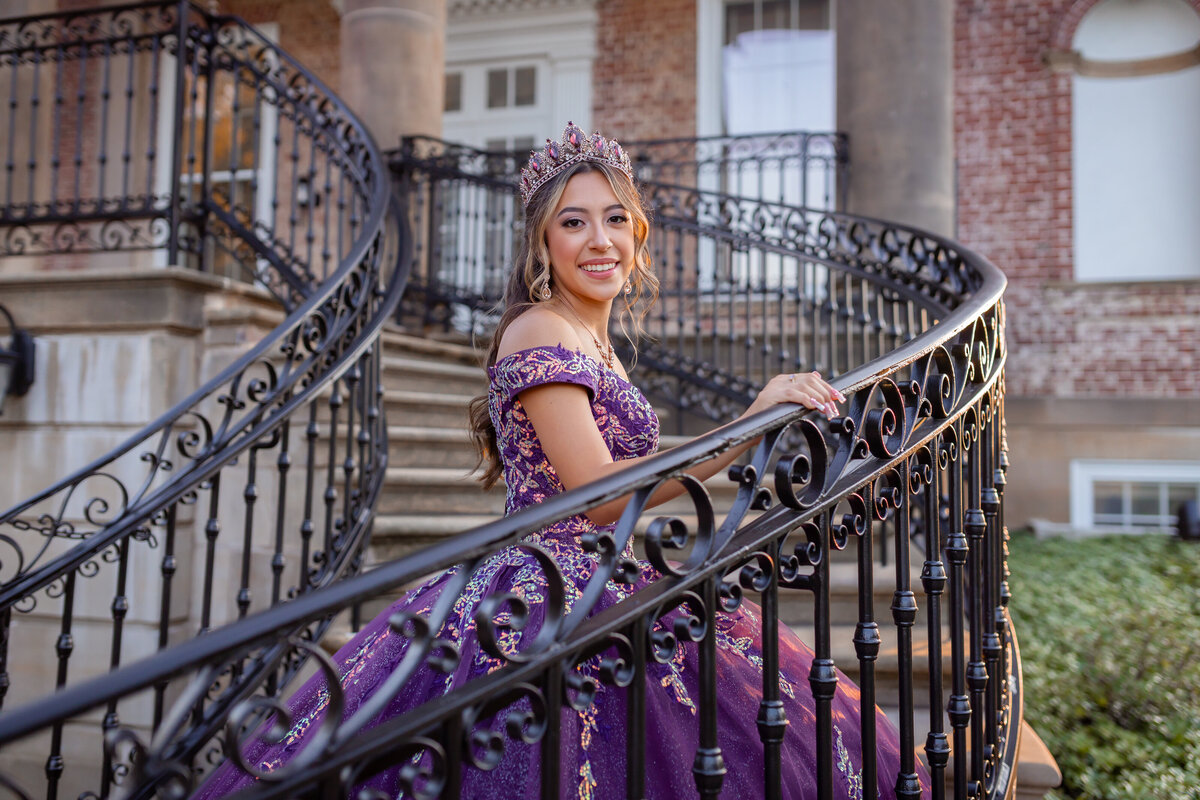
[0,3,1056,799]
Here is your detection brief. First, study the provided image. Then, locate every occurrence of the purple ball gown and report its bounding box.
[198,344,929,799]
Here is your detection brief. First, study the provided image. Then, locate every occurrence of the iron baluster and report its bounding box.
[271,417,293,609]
[120,26,135,205]
[237,434,262,620]
[692,575,726,799]
[809,513,836,800]
[625,614,647,800]
[27,40,41,215]
[756,544,786,800]
[199,473,222,637]
[981,406,1003,789]
[46,571,76,799]
[299,404,319,594]
[0,608,9,712]
[892,460,921,799]
[946,420,971,800]
[323,383,343,576]
[923,435,950,800]
[4,50,16,211]
[146,31,161,207]
[342,367,361,555]
[856,484,880,798]
[965,420,988,797]
[97,32,113,204]
[100,536,131,799]
[322,135,334,275]
[154,502,180,728]
[49,35,61,215]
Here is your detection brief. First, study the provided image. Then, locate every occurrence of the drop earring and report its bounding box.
[539,274,553,301]
[624,278,632,296]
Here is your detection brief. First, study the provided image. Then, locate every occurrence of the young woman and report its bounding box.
[200,124,927,799]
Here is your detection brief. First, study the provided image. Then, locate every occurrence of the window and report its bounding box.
[1070,0,1200,282]
[1072,460,1200,531]
[167,24,279,280]
[445,72,462,112]
[485,66,537,109]
[723,0,828,44]
[484,136,535,154]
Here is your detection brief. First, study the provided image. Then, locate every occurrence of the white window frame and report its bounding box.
[1070,459,1200,531]
[443,3,596,150]
[1070,0,1200,283]
[154,23,279,273]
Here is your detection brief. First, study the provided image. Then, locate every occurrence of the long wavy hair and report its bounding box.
[468,160,658,489]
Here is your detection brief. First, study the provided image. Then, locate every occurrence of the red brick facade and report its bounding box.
[954,0,1200,398]
[593,0,696,142]
[217,0,343,92]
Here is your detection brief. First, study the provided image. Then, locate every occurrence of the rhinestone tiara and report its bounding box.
[519,121,634,208]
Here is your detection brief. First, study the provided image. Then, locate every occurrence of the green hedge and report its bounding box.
[1008,532,1200,800]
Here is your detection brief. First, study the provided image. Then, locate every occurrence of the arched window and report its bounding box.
[1071,0,1200,281]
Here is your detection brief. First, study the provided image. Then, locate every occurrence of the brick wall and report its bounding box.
[954,0,1200,398]
[593,0,696,142]
[218,0,343,92]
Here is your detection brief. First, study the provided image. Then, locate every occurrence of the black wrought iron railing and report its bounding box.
[396,138,940,429]
[0,3,405,796]
[626,130,848,211]
[0,128,1015,799]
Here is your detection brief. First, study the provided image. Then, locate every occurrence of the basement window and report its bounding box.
[1071,460,1200,531]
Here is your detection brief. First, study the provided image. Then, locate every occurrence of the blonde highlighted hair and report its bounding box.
[468,160,658,489]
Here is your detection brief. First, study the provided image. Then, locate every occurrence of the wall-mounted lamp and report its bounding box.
[0,304,35,416]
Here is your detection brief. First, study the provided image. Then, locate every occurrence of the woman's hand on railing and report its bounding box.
[742,372,845,421]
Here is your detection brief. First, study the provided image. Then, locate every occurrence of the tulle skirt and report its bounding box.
[197,521,928,799]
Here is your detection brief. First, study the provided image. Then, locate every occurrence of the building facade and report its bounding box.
[4,0,1198,539]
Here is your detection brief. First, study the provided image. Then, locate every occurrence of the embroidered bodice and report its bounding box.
[487,344,660,515]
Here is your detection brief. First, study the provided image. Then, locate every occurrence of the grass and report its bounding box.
[1007,531,1200,800]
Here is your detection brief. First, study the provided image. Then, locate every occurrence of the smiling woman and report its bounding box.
[196,123,925,799]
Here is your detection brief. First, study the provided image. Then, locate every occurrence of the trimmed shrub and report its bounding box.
[1008,532,1200,800]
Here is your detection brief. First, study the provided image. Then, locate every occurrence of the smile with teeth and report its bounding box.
[580,262,618,273]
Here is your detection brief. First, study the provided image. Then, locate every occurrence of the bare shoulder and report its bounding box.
[495,305,583,360]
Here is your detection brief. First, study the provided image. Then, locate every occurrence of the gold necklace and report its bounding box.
[557,302,615,370]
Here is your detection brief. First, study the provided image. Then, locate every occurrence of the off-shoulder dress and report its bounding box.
[198,344,927,799]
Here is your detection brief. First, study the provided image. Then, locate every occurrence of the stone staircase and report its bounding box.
[361,329,1060,797]
[366,332,942,709]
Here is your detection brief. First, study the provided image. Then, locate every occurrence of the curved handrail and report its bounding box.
[0,165,1015,800]
[0,3,406,795]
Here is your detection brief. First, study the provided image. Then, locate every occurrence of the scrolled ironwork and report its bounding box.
[0,249,1016,798]
[1,8,1020,798]
[0,1,405,796]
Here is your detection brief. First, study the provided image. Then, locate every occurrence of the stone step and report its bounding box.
[379,467,505,515]
[385,389,475,429]
[383,355,486,396]
[380,328,481,367]
[387,425,478,469]
[368,512,501,562]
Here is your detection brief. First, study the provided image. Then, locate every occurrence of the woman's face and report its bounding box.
[544,169,635,309]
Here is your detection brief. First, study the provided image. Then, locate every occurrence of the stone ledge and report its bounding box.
[0,268,280,335]
[1015,721,1062,800]
[1008,395,1200,427]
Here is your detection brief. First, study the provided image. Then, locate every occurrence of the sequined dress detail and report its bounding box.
[199,344,928,799]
